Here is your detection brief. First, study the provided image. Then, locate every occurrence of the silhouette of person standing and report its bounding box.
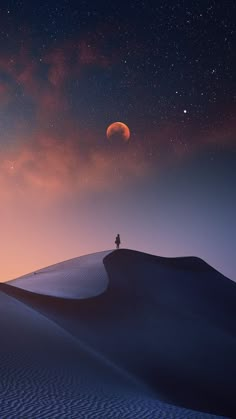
[115,234,121,249]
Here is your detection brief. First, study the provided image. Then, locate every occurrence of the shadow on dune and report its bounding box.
[1,249,236,417]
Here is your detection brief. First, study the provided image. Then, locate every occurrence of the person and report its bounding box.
[115,234,121,249]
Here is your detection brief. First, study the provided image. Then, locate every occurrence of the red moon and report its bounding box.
[106,122,130,142]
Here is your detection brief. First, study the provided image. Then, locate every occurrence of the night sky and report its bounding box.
[0,0,235,281]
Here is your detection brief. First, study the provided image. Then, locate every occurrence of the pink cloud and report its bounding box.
[0,82,11,105]
[45,48,69,87]
[0,129,149,205]
[0,38,110,123]
[202,114,236,148]
[78,40,109,67]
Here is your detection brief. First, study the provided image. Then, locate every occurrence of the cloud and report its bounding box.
[0,38,110,120]
[0,38,146,205]
[0,82,11,106]
[0,130,149,206]
[202,114,236,149]
[0,37,235,208]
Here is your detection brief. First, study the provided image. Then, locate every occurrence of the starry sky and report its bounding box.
[0,0,235,281]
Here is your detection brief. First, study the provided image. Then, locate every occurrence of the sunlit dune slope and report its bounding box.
[7,250,111,298]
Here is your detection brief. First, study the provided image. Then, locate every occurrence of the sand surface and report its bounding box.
[1,249,234,418]
[7,250,110,298]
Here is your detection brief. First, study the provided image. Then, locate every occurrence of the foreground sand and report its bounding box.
[1,249,234,418]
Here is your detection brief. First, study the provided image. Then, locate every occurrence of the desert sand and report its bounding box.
[1,249,235,418]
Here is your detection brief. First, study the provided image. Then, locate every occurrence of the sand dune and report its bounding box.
[1,249,234,417]
[0,289,161,418]
[0,289,217,418]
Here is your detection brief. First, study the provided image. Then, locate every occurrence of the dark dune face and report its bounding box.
[103,250,236,416]
[1,249,236,417]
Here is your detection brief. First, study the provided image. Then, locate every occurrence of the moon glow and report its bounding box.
[106,122,130,142]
